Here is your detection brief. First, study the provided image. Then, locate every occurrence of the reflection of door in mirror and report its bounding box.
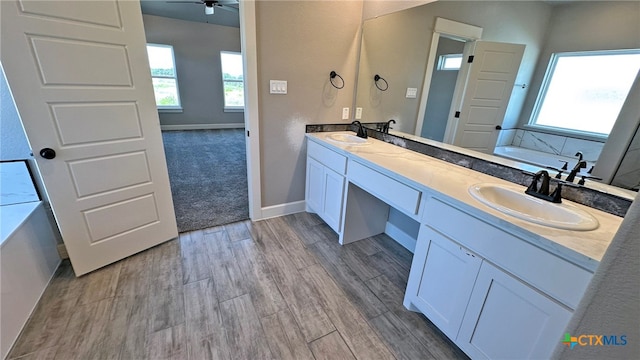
[421,37,465,141]
[419,38,526,154]
[449,41,525,153]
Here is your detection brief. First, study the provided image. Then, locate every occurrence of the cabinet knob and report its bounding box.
[495,125,502,130]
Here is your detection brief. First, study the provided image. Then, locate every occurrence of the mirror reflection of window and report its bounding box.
[530,50,640,136]
[437,54,463,71]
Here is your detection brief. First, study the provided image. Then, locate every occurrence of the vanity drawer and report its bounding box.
[307,140,347,175]
[423,196,592,310]
[348,161,422,216]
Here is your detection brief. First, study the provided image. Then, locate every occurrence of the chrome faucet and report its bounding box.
[382,119,396,134]
[351,120,368,139]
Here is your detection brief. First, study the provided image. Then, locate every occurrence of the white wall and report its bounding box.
[142,14,244,128]
[552,196,640,359]
[256,0,363,207]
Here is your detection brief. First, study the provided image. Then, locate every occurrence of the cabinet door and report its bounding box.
[322,167,345,233]
[458,261,572,360]
[306,157,324,214]
[405,226,482,339]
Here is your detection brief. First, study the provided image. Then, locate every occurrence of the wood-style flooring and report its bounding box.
[8,212,468,360]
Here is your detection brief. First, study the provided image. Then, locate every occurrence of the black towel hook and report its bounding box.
[374,74,388,91]
[329,71,345,89]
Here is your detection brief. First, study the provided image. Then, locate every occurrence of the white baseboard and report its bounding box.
[161,123,245,131]
[385,221,417,253]
[259,200,306,220]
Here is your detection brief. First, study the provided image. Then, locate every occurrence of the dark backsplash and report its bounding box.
[306,123,631,218]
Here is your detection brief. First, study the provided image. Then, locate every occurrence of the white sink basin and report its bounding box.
[326,133,370,145]
[468,183,599,231]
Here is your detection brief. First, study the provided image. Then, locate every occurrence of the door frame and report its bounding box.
[239,0,263,220]
[414,18,483,138]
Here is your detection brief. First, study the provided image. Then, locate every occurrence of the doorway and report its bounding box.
[415,17,483,140]
[141,8,251,232]
[421,36,466,141]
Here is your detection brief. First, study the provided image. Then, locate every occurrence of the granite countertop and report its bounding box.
[388,130,637,200]
[307,131,623,272]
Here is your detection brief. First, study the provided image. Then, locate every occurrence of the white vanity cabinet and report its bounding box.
[306,140,347,233]
[305,132,616,360]
[457,261,572,359]
[405,195,591,359]
[404,226,481,339]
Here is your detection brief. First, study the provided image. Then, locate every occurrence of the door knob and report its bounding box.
[39,148,56,159]
[495,125,502,130]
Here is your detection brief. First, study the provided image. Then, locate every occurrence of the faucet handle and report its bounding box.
[550,183,563,203]
[545,166,564,179]
[558,160,568,170]
[577,175,603,186]
[556,178,582,188]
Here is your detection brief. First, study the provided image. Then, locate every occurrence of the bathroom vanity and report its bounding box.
[305,131,623,359]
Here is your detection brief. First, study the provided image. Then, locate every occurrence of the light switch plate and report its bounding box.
[342,107,350,120]
[406,87,418,98]
[355,107,363,120]
[270,80,287,94]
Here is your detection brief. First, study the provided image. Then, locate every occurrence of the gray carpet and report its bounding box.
[162,129,249,233]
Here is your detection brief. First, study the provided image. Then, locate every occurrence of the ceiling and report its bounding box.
[140,0,240,27]
[139,1,579,28]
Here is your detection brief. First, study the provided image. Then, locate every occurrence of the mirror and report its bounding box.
[355,0,639,194]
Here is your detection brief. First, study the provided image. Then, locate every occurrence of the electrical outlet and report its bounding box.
[406,87,418,98]
[355,107,363,120]
[342,107,349,120]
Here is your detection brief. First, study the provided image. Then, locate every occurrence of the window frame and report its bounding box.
[220,51,245,112]
[146,43,182,112]
[527,49,640,140]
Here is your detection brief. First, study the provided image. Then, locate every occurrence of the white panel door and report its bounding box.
[458,261,572,359]
[452,41,525,153]
[1,0,178,275]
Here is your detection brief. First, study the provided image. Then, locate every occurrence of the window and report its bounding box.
[529,50,640,136]
[437,54,463,71]
[220,51,244,110]
[146,44,181,110]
